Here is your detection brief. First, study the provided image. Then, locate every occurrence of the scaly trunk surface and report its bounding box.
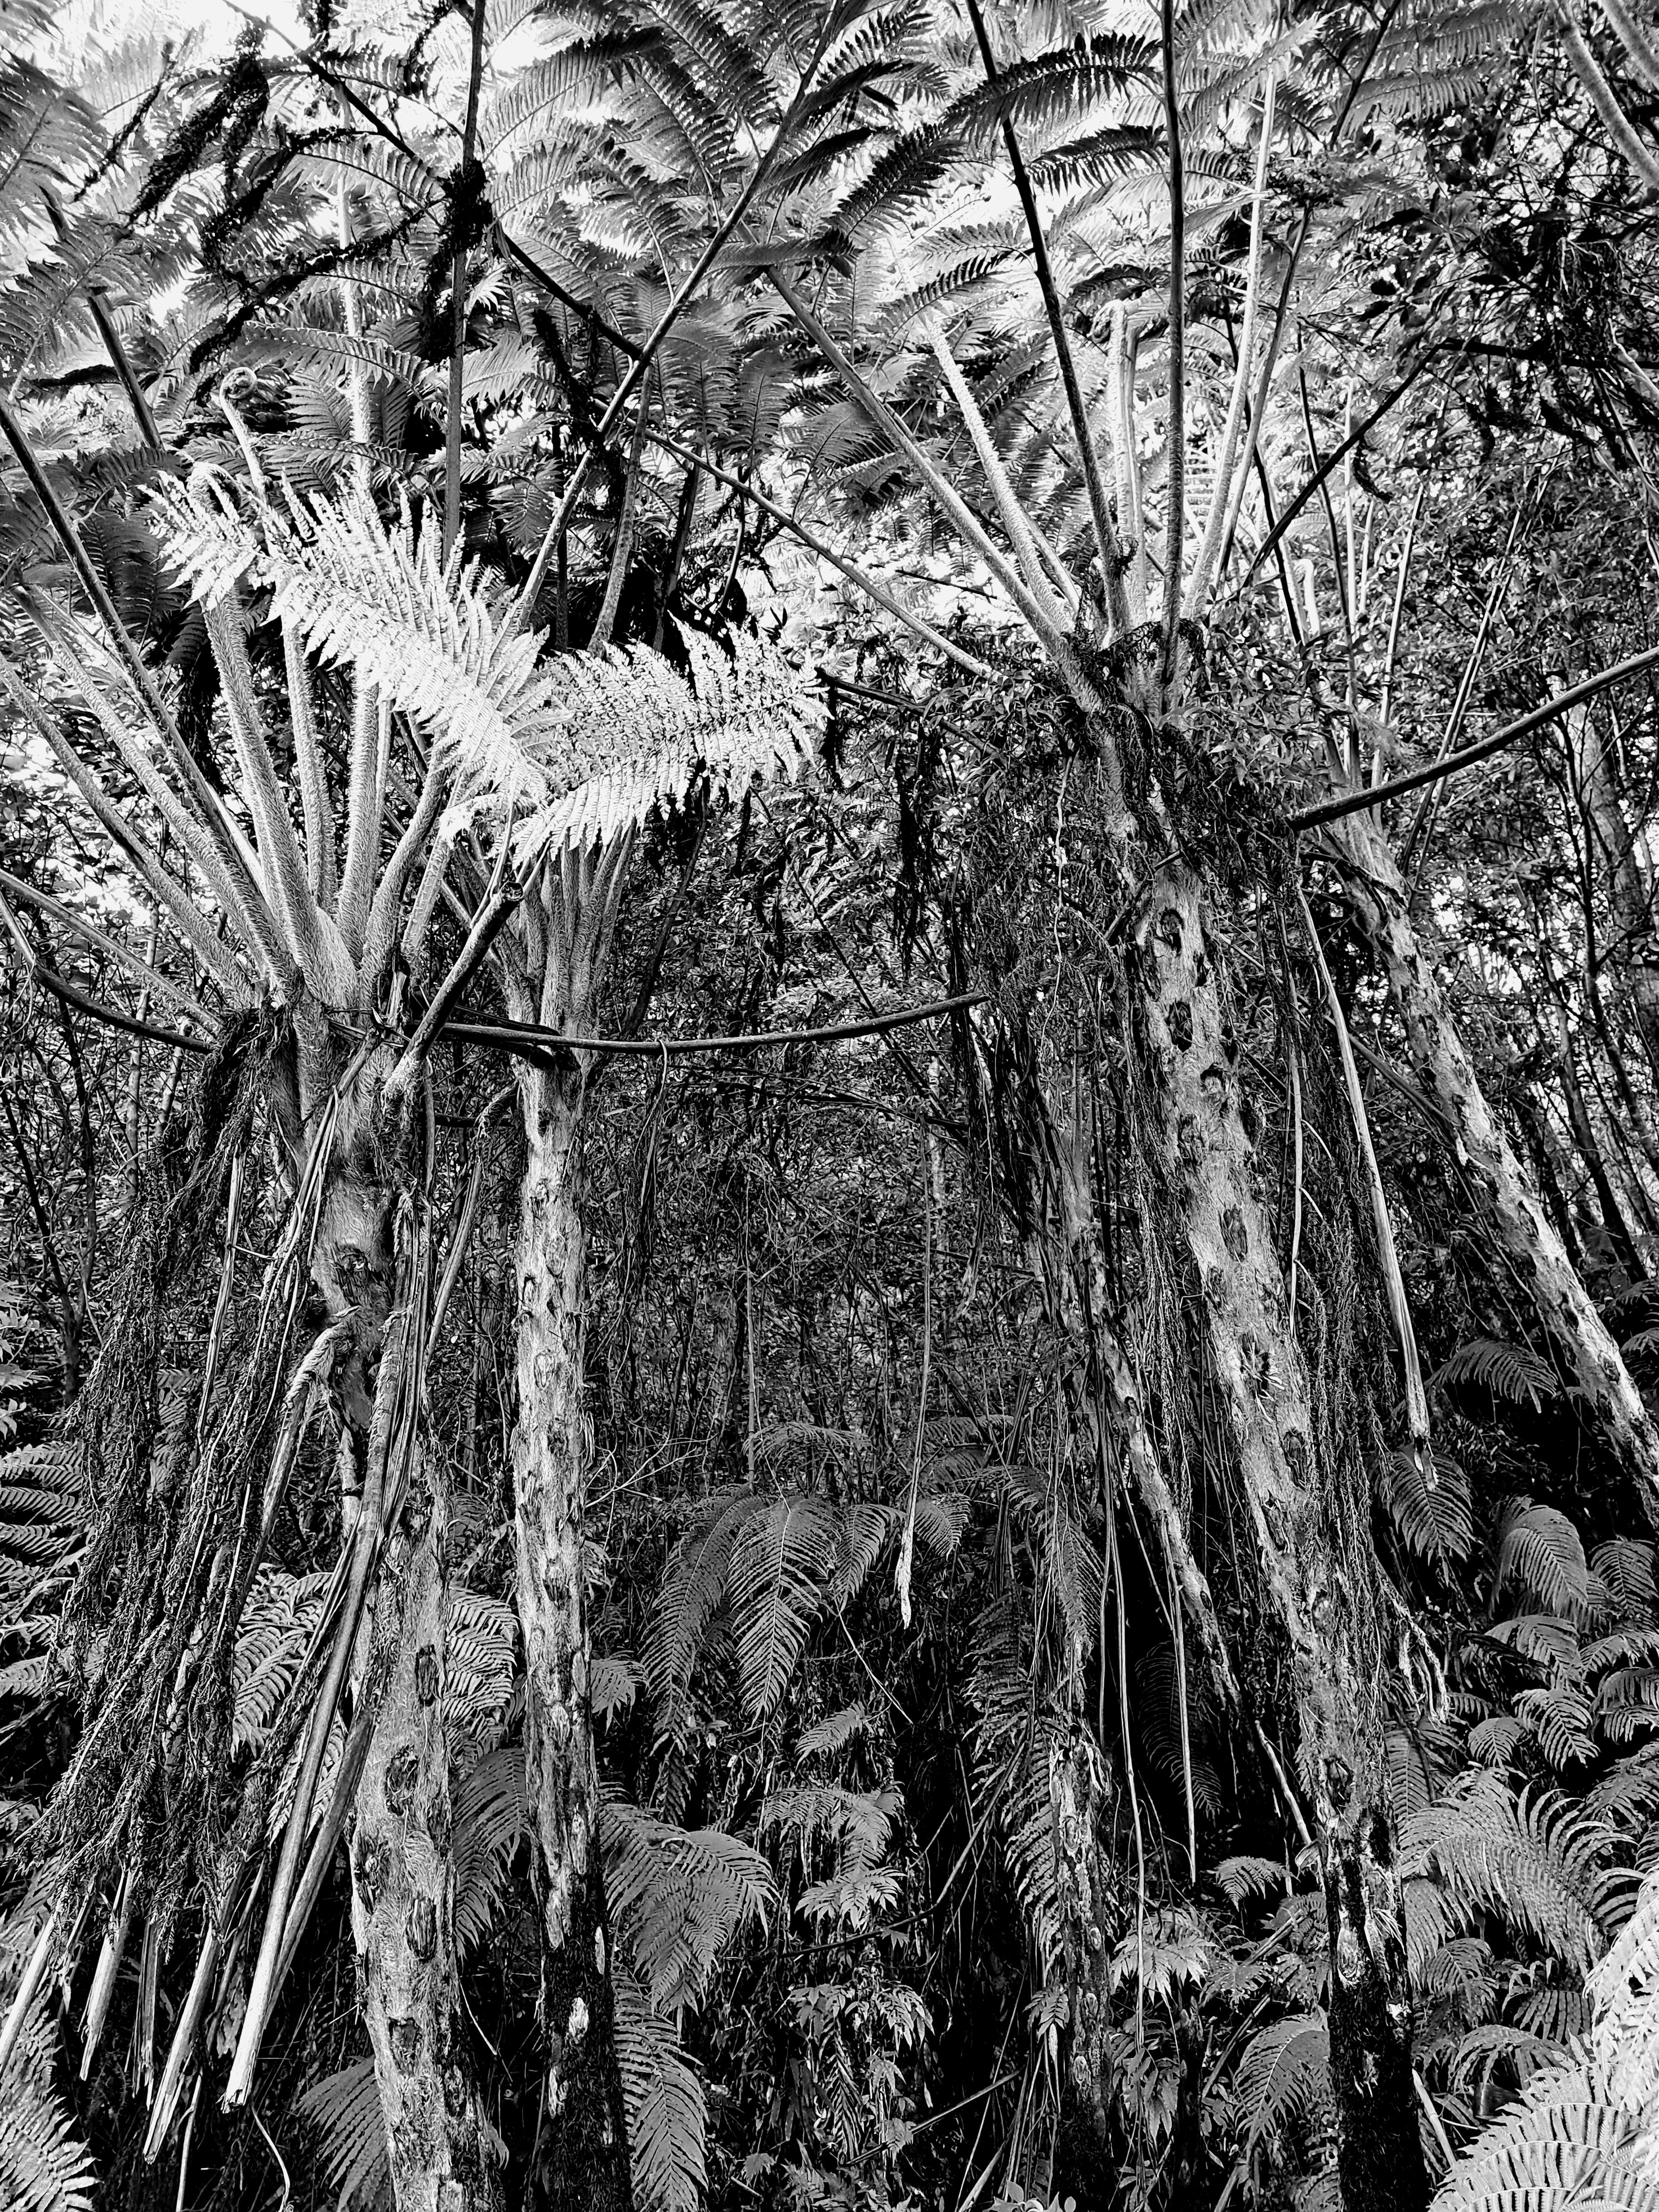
[1330,813,1659,1506]
[1131,861,1428,2211]
[514,1050,632,2211]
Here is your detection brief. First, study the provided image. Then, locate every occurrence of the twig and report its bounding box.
[644,426,995,677]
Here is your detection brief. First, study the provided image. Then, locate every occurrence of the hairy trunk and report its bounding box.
[1131,863,1428,2208]
[1330,814,1659,1501]
[513,1052,632,2210]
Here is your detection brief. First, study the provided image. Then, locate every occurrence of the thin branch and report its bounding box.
[514,22,838,627]
[1241,364,1428,590]
[441,990,987,1061]
[645,426,995,678]
[0,865,209,1021]
[1289,645,1659,830]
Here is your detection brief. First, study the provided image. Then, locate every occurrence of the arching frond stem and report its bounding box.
[962,0,1132,633]
[1185,76,1277,619]
[1160,0,1185,661]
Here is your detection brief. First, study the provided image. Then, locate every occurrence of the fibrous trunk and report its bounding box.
[513,1049,632,2209]
[1130,863,1428,2211]
[1330,814,1659,1505]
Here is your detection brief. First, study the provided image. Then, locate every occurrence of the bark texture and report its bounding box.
[1331,813,1659,1505]
[514,1052,632,2211]
[1134,868,1370,1801]
[351,1418,498,2212]
[290,1024,497,2209]
[1130,860,1432,2205]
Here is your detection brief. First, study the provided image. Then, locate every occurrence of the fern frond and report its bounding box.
[1431,1335,1559,1409]
[722,1493,841,1721]
[1379,1447,1474,1562]
[295,2057,387,2209]
[614,1964,707,2212]
[0,1908,95,2212]
[1497,1500,1596,1622]
[604,1794,773,2015]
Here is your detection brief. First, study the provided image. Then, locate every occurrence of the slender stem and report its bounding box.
[644,427,995,677]
[589,390,648,648]
[441,991,987,1061]
[0,390,258,899]
[1243,365,1427,589]
[1184,76,1276,618]
[962,0,1131,631]
[769,270,1082,666]
[0,865,208,1020]
[1290,645,1659,830]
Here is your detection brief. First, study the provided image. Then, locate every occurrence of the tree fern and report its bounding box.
[151,478,823,862]
[0,1908,94,2212]
[1497,1500,1599,1622]
[613,1963,708,2212]
[1379,1446,1475,1562]
[1431,1335,1560,1411]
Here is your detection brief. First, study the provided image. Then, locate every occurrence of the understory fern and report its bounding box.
[0,1907,95,2212]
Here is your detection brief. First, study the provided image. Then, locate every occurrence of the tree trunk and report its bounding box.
[1550,992,1646,1281]
[350,1351,498,2212]
[1324,1807,1427,2212]
[513,1049,632,2211]
[292,1025,498,2209]
[1570,703,1659,1082]
[1329,814,1659,1501]
[1131,864,1429,2211]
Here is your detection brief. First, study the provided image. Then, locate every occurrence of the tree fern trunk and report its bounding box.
[1324,1808,1428,2212]
[1131,863,1429,2212]
[293,1027,498,2210]
[513,1051,632,2211]
[351,1421,499,2212]
[1330,815,1659,1497]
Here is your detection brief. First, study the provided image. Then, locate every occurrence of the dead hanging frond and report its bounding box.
[38,1010,353,1937]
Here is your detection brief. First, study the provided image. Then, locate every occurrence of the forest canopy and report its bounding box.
[5,1,1659,2209]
